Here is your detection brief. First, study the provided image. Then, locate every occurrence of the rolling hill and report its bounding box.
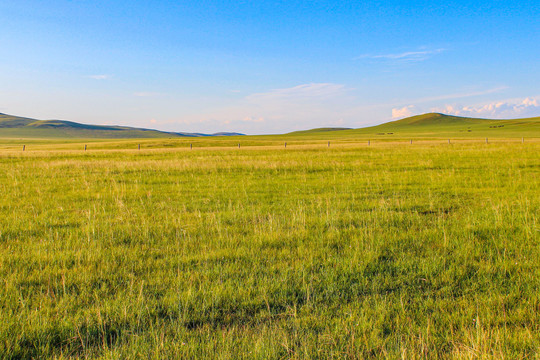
[286,113,540,139]
[0,113,244,139]
[1,112,539,140]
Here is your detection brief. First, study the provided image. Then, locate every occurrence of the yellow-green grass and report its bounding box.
[0,139,538,358]
[0,137,537,154]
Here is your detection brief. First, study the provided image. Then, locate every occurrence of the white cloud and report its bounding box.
[432,97,540,118]
[86,74,110,80]
[358,48,445,62]
[392,105,417,119]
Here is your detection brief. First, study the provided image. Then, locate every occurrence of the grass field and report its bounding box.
[0,131,539,358]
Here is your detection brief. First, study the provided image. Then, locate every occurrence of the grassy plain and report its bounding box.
[0,134,539,358]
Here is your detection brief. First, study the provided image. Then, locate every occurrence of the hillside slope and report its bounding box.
[0,113,243,139]
[286,113,540,139]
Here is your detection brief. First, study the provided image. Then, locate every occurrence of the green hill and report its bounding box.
[286,113,540,139]
[0,113,243,139]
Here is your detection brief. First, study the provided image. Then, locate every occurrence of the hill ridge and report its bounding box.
[287,113,540,138]
[0,113,244,139]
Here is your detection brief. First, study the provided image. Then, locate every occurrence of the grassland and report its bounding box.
[1,117,539,358]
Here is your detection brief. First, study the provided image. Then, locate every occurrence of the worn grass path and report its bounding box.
[0,141,539,358]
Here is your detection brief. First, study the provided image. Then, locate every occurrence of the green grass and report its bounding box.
[0,138,538,358]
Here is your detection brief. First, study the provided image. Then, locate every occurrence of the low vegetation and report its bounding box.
[1,133,538,358]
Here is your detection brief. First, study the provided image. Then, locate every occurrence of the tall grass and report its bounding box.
[0,141,538,358]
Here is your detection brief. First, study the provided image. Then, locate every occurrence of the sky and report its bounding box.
[0,0,539,134]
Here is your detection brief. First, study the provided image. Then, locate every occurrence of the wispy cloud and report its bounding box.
[86,74,110,80]
[358,48,445,62]
[246,83,348,103]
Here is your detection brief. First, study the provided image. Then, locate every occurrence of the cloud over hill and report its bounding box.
[392,96,540,120]
[433,97,540,119]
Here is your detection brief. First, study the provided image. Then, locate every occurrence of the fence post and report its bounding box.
[23,145,25,151]
[448,139,450,144]
[410,139,413,144]
[522,137,524,143]
[368,140,370,146]
[285,142,287,148]
[85,144,87,151]
[328,141,330,147]
[138,144,140,150]
[238,143,240,148]
[190,143,192,150]
[486,138,488,144]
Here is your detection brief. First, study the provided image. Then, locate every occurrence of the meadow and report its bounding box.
[0,137,539,358]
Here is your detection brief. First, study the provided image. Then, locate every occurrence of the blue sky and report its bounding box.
[0,1,538,134]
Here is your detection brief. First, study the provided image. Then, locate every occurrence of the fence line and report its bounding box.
[6,137,538,152]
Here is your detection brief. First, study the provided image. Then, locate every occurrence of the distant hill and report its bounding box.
[0,113,244,139]
[212,132,245,137]
[287,113,540,138]
[2,112,539,140]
